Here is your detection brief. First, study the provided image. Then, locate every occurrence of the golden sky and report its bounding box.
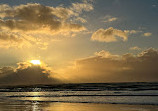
[0,0,158,85]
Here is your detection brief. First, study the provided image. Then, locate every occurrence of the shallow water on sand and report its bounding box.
[1,101,158,111]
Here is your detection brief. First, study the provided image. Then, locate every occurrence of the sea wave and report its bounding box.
[0,82,158,105]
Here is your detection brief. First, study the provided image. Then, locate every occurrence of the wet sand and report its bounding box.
[44,103,158,111]
[0,101,158,111]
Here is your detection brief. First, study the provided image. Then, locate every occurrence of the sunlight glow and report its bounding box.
[30,60,41,65]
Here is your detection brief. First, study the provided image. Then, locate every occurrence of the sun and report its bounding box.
[30,60,41,65]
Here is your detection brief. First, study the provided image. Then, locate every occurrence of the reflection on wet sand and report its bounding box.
[0,100,48,111]
[0,101,158,111]
[44,103,158,111]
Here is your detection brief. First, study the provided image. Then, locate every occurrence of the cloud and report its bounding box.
[70,1,93,14]
[91,27,149,43]
[152,5,156,7]
[0,1,94,48]
[0,3,85,32]
[0,30,46,48]
[91,27,128,42]
[0,31,26,48]
[74,17,87,23]
[60,48,158,83]
[0,31,22,43]
[124,30,142,34]
[95,50,119,58]
[103,15,117,23]
[129,46,141,50]
[143,32,152,37]
[0,67,14,76]
[0,61,59,86]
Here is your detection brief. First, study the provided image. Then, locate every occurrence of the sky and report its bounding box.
[0,0,158,85]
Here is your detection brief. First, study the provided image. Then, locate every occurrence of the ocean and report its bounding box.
[0,82,158,111]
